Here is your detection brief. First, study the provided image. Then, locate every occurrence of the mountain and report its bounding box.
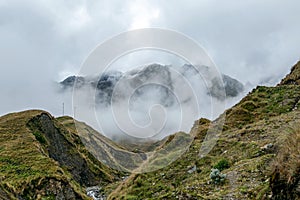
[60,64,244,106]
[1,61,300,199]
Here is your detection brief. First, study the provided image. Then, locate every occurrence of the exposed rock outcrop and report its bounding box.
[27,113,103,187]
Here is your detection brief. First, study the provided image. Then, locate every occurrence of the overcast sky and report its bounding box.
[1,0,300,116]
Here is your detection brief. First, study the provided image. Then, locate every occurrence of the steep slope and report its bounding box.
[106,62,300,199]
[0,110,120,199]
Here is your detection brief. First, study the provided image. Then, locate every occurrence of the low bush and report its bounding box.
[213,158,230,171]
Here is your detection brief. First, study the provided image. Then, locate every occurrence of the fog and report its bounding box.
[1,1,300,139]
[64,47,249,139]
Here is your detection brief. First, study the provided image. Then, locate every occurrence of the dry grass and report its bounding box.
[270,123,300,199]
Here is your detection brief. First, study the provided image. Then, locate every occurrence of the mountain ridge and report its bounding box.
[60,63,245,104]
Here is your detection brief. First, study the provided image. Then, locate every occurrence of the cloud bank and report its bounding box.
[0,0,300,122]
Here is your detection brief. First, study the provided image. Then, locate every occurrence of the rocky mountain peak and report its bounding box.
[60,63,244,104]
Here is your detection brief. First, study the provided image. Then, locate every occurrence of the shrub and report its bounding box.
[213,158,230,171]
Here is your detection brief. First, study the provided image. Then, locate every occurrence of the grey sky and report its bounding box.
[0,0,300,116]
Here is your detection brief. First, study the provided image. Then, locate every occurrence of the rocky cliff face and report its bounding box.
[27,113,104,187]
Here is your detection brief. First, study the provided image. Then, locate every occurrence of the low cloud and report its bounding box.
[0,1,299,136]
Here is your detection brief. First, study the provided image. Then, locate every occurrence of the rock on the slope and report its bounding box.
[86,186,106,200]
